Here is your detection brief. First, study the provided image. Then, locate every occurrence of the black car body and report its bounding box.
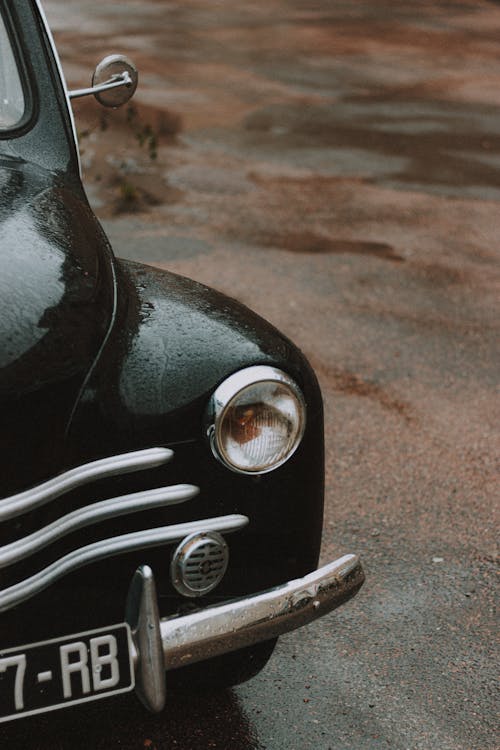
[0,0,363,723]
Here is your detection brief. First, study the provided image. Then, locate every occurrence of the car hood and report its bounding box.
[0,156,115,492]
[67,258,321,459]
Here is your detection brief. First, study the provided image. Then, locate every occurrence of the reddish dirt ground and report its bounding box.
[2,1,498,748]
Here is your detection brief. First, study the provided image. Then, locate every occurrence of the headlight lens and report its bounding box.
[207,366,306,474]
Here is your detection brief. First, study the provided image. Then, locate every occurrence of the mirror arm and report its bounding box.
[69,70,132,100]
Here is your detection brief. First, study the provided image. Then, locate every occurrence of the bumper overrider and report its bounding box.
[126,554,364,712]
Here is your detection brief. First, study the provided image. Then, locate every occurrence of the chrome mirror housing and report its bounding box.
[69,54,138,107]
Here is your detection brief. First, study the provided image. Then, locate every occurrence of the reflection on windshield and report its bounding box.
[0,12,25,130]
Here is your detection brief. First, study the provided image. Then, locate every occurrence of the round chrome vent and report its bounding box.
[170,531,229,598]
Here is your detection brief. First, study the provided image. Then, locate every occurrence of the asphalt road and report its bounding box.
[2,1,498,748]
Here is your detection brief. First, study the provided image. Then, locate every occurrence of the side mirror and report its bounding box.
[69,54,138,108]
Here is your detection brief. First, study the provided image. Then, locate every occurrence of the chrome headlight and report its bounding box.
[207,366,306,474]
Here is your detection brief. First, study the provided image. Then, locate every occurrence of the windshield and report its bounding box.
[0,11,25,131]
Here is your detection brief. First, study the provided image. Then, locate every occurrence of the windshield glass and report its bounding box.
[0,11,25,130]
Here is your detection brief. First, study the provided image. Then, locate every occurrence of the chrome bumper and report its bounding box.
[125,554,364,712]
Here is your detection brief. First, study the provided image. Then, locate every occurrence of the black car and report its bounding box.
[0,0,364,724]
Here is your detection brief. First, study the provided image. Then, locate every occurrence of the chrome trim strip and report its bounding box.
[0,515,249,613]
[0,448,173,522]
[0,484,198,570]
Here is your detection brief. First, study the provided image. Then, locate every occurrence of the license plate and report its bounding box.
[0,624,134,723]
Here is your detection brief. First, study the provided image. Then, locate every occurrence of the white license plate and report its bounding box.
[0,624,134,723]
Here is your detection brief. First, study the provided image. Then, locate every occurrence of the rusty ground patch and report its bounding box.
[247,231,403,261]
[310,360,413,423]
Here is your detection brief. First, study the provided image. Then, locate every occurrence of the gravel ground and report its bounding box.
[1,1,498,748]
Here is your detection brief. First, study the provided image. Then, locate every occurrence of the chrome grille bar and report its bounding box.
[0,448,173,522]
[0,515,249,613]
[0,484,199,570]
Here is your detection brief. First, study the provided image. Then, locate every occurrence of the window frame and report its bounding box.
[0,3,35,139]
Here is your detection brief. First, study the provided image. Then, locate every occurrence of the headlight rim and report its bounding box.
[206,365,307,475]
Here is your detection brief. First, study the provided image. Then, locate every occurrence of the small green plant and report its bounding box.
[119,179,139,203]
[113,178,141,214]
[126,105,158,161]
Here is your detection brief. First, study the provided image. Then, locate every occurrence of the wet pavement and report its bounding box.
[2,1,498,748]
